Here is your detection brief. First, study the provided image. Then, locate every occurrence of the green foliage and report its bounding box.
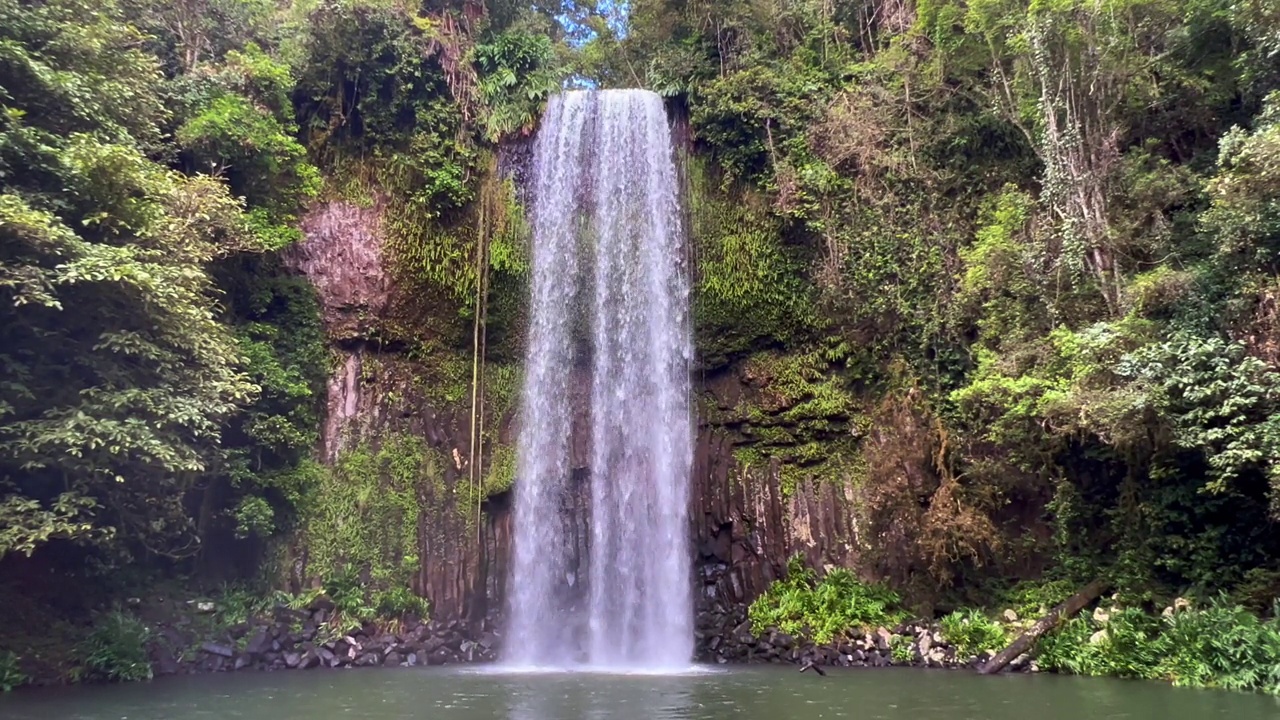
[1120,335,1280,501]
[177,75,320,247]
[473,30,560,142]
[209,583,277,629]
[889,634,916,664]
[1039,600,1280,695]
[749,556,908,644]
[295,0,474,214]
[300,434,429,606]
[219,265,328,541]
[77,610,152,683]
[939,609,1009,657]
[689,159,818,365]
[0,650,26,692]
[372,584,430,620]
[314,565,428,630]
[0,0,277,562]
[998,578,1077,619]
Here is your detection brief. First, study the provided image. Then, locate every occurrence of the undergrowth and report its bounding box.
[75,610,152,683]
[0,650,26,691]
[939,609,1009,657]
[1038,598,1280,695]
[749,556,907,643]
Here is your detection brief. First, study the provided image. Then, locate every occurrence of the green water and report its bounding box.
[2,667,1278,719]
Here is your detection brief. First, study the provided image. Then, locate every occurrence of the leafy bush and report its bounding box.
[998,579,1076,619]
[939,609,1009,657]
[749,556,907,644]
[77,611,153,682]
[1038,599,1280,695]
[322,567,375,627]
[890,634,916,664]
[0,651,27,692]
[372,585,430,619]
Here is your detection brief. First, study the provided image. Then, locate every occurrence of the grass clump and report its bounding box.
[749,556,907,644]
[76,610,152,683]
[0,651,27,691]
[1038,598,1280,695]
[939,609,1009,657]
[890,634,916,664]
[997,578,1076,619]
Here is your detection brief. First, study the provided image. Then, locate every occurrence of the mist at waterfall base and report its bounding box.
[503,89,695,673]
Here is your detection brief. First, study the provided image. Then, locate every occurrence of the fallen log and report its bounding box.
[978,579,1105,675]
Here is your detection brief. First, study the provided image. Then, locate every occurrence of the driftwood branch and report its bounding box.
[978,579,1105,675]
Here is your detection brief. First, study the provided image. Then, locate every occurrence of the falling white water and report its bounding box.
[506,89,694,671]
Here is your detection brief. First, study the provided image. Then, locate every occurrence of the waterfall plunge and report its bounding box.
[505,89,694,671]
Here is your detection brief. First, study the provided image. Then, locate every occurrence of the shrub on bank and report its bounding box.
[0,650,27,691]
[1038,598,1280,695]
[939,609,1009,657]
[76,610,153,683]
[749,556,908,644]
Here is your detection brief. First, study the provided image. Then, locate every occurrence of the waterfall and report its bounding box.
[505,89,694,671]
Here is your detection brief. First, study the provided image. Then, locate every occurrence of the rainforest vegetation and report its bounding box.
[2,0,1280,695]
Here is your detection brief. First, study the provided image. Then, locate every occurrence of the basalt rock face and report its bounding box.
[286,199,515,623]
[288,201,392,344]
[288,195,865,636]
[692,363,867,612]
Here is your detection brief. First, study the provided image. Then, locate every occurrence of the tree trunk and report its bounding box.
[978,579,1105,675]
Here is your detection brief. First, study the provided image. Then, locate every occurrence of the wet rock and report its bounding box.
[284,652,301,669]
[234,654,252,671]
[300,650,322,670]
[318,647,337,667]
[154,652,180,676]
[384,652,403,667]
[874,627,893,651]
[245,630,273,657]
[201,643,235,658]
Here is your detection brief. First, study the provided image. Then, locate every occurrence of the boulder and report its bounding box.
[318,647,337,666]
[384,652,403,667]
[874,627,893,651]
[1002,609,1019,623]
[245,630,273,657]
[284,652,302,669]
[300,650,322,669]
[201,642,235,658]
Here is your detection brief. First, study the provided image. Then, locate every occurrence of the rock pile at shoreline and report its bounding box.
[158,598,1034,677]
[694,608,1031,672]
[158,601,500,676]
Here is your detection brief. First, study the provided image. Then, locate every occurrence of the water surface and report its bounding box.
[3,666,1278,720]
